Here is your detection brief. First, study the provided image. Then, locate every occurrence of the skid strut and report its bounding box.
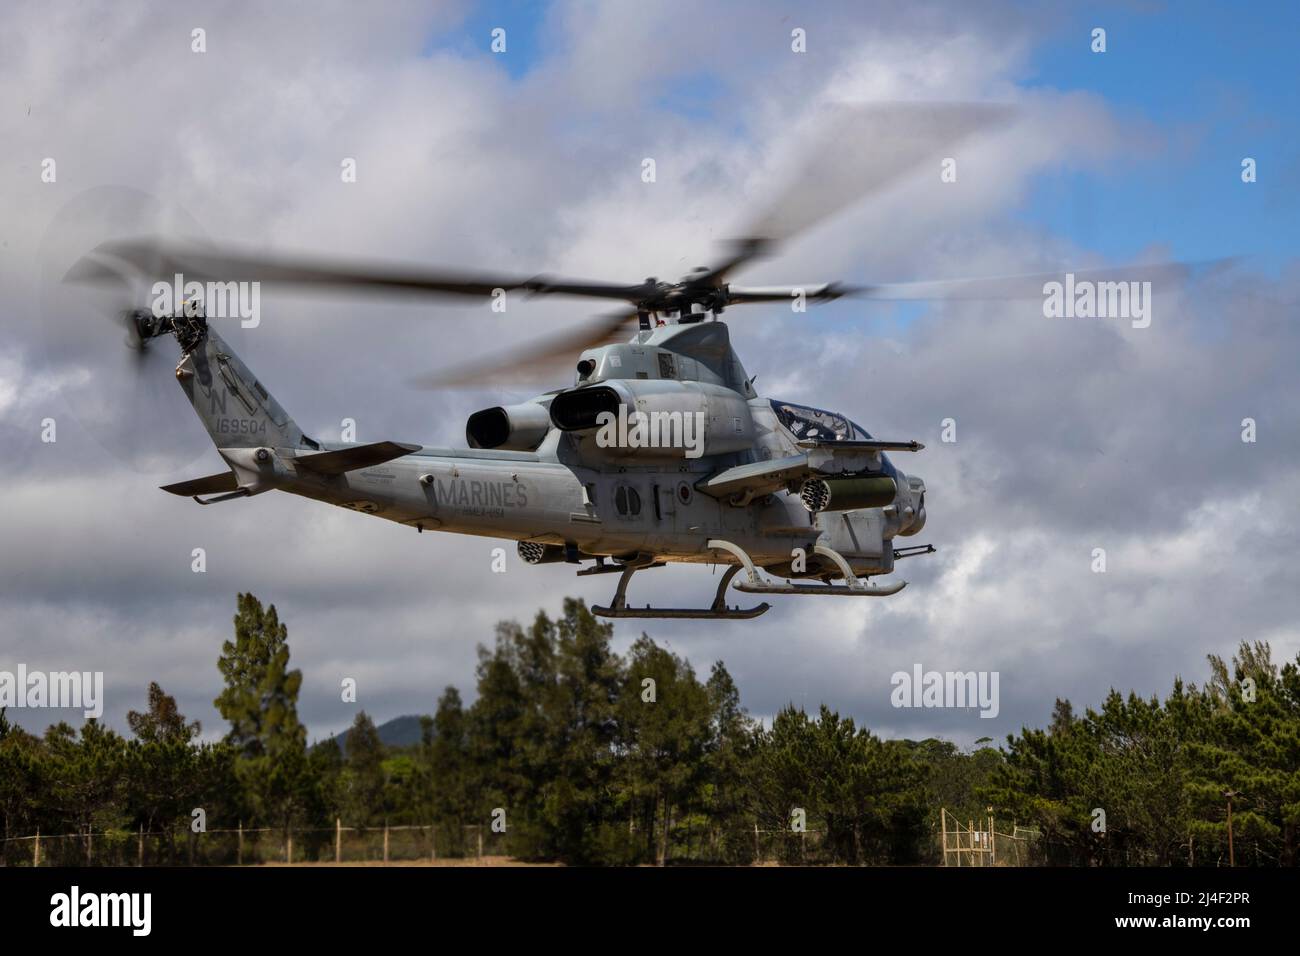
[591,538,907,619]
[591,563,770,620]
[709,539,908,597]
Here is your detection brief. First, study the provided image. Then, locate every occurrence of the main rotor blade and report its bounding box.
[706,102,1016,283]
[851,259,1239,302]
[81,238,647,304]
[725,283,856,305]
[408,309,639,388]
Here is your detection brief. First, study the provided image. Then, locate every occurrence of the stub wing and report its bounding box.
[795,438,924,453]
[698,439,922,504]
[698,454,811,503]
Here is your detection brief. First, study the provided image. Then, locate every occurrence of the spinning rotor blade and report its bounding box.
[85,238,541,300]
[850,258,1239,302]
[724,283,858,305]
[409,310,639,388]
[703,101,1016,284]
[40,186,215,475]
[87,103,1018,315]
[90,237,667,307]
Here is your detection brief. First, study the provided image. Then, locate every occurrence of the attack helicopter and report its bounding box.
[57,103,1213,620]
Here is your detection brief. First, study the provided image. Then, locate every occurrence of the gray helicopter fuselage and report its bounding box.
[177,321,923,578]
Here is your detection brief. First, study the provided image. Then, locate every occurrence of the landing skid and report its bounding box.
[709,539,908,597]
[590,538,909,620]
[591,564,770,620]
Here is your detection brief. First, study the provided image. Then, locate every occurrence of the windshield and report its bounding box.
[770,400,869,442]
[770,400,897,476]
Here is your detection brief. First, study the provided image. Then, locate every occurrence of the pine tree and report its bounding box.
[214,593,305,758]
[427,687,471,851]
[618,636,712,865]
[342,711,385,826]
[128,682,201,744]
[1188,642,1300,865]
[0,710,44,856]
[213,593,313,835]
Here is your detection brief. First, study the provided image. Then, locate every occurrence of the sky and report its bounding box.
[1,0,1297,748]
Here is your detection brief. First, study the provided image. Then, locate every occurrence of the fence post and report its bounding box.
[86,827,92,866]
[33,829,40,867]
[477,825,483,862]
[286,832,293,865]
[335,818,341,864]
[138,823,144,867]
[430,824,437,863]
[941,808,947,866]
[753,822,759,864]
[237,821,243,866]
[383,823,390,865]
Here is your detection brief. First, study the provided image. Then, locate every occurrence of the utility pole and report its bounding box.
[1223,789,1240,867]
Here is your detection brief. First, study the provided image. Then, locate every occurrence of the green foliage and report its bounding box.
[128,682,201,744]
[341,711,386,826]
[750,704,926,863]
[985,641,1300,866]
[214,593,304,758]
[12,597,1299,868]
[468,600,623,862]
[213,593,320,835]
[1184,643,1300,865]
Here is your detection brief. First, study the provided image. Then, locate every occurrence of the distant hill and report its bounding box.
[325,713,428,753]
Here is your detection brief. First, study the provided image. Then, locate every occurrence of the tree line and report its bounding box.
[1,592,1295,865]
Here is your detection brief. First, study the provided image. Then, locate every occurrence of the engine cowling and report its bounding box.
[466,402,551,451]
[548,379,753,460]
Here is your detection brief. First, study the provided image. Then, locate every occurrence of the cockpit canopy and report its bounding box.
[770,400,870,442]
[770,400,898,476]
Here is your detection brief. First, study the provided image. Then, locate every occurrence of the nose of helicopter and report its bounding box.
[898,472,926,535]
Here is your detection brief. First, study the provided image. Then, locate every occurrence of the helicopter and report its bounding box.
[57,104,1217,620]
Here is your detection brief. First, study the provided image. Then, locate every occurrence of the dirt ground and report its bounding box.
[257,855,559,867]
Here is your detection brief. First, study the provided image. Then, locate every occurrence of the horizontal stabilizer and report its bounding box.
[292,441,421,476]
[160,471,239,497]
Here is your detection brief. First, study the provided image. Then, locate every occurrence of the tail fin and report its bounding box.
[176,327,311,450]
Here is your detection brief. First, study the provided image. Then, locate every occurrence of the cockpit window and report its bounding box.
[770,399,896,477]
[770,400,869,442]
